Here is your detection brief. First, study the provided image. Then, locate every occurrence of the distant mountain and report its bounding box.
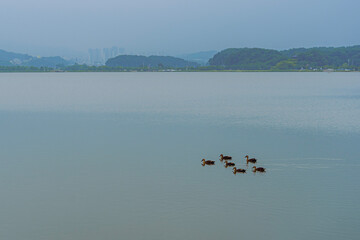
[209,48,286,70]
[208,46,360,70]
[106,55,199,68]
[0,49,73,68]
[177,50,217,65]
[0,49,32,66]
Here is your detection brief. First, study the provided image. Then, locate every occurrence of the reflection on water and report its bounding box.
[0,73,359,240]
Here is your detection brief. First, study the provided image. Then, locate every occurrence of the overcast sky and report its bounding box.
[0,0,359,57]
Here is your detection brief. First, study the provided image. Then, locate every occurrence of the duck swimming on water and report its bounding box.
[233,167,246,173]
[201,159,215,166]
[252,166,266,172]
[224,160,235,168]
[245,155,257,164]
[220,154,232,161]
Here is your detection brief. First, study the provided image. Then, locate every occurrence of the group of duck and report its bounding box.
[201,154,266,174]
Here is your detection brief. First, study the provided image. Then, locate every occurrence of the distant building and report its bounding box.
[88,48,103,66]
[88,46,125,65]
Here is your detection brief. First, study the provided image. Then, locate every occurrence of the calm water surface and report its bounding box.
[0,72,359,240]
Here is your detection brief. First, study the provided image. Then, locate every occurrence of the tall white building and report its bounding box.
[88,47,125,65]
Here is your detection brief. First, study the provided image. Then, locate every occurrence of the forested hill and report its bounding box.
[208,46,360,70]
[209,48,286,70]
[0,49,72,68]
[106,55,199,68]
[281,46,360,68]
[0,49,32,66]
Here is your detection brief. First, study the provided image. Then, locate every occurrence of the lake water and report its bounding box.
[0,72,359,240]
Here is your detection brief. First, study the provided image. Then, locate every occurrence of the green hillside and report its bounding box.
[208,46,360,70]
[0,49,32,66]
[209,48,286,70]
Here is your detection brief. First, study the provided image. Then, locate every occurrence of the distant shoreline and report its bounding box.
[1,45,360,73]
[0,69,358,73]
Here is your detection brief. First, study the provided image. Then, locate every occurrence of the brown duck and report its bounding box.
[201,159,215,165]
[252,166,266,172]
[233,167,246,173]
[245,155,257,164]
[224,160,235,167]
[220,154,232,161]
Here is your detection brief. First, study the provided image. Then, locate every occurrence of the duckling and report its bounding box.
[201,159,215,165]
[252,166,266,172]
[233,167,246,173]
[220,154,232,161]
[224,160,235,168]
[245,155,257,164]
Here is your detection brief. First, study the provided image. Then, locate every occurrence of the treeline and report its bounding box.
[0,64,198,72]
[0,66,55,72]
[1,46,360,72]
[106,55,199,68]
[208,46,360,70]
[63,64,197,72]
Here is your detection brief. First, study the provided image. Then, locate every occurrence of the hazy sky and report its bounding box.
[0,0,359,57]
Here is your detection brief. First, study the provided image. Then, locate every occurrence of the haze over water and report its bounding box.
[0,72,359,240]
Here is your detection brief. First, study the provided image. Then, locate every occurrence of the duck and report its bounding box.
[201,159,215,165]
[233,167,246,173]
[224,160,235,167]
[245,155,257,164]
[252,166,266,172]
[220,154,232,161]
